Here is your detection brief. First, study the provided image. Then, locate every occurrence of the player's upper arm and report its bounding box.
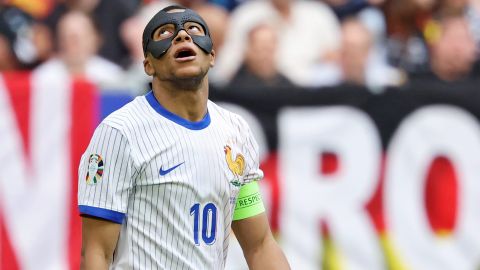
[232,212,270,254]
[231,183,290,269]
[232,213,290,269]
[78,123,135,223]
[81,216,122,270]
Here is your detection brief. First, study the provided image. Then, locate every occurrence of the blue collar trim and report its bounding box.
[145,91,210,130]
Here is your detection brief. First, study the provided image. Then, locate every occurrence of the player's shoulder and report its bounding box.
[207,100,249,129]
[101,94,150,131]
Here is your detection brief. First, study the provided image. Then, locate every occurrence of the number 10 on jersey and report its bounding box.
[190,203,217,245]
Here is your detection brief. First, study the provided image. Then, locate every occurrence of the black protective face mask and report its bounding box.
[142,6,213,58]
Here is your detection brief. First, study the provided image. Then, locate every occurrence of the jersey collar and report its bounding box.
[145,91,211,130]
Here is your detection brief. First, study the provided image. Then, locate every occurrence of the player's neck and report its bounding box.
[152,78,209,122]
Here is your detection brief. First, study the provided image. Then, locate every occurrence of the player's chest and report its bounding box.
[137,128,246,191]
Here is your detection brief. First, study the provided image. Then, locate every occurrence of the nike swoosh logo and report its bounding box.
[159,162,184,176]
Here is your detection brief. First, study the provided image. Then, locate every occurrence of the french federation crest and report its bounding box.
[224,145,245,187]
[86,154,104,185]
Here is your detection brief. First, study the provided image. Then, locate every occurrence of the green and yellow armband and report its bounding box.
[233,181,265,220]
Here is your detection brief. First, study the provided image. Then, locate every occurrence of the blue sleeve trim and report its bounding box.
[79,205,125,224]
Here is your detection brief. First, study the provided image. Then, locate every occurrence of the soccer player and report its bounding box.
[78,5,290,270]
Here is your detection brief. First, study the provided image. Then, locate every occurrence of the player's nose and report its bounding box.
[174,29,192,44]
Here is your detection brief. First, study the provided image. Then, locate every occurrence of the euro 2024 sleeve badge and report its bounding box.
[86,154,104,185]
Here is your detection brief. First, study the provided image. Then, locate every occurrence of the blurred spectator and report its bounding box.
[195,4,229,52]
[466,0,480,58]
[7,0,54,18]
[120,1,172,94]
[212,0,341,87]
[207,0,245,11]
[322,0,389,58]
[339,18,377,86]
[434,0,469,17]
[37,10,124,88]
[0,6,53,70]
[383,0,435,73]
[0,34,18,70]
[432,0,480,73]
[227,23,293,90]
[357,1,387,38]
[322,0,371,19]
[409,15,477,84]
[310,17,403,91]
[44,0,138,67]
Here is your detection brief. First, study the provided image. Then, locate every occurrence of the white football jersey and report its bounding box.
[78,91,263,270]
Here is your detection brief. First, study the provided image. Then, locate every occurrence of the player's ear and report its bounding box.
[209,49,215,68]
[143,55,155,76]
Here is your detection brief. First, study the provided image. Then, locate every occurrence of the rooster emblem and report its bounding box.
[224,145,245,178]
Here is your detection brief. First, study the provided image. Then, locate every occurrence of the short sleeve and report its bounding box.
[78,123,135,224]
[238,117,264,184]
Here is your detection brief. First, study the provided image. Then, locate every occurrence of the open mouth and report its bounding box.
[174,48,197,60]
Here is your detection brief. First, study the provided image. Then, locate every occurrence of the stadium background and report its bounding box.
[2,0,480,269]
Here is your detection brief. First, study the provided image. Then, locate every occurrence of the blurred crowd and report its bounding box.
[1,0,480,94]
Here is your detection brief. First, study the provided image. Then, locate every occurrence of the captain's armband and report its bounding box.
[233,181,265,220]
